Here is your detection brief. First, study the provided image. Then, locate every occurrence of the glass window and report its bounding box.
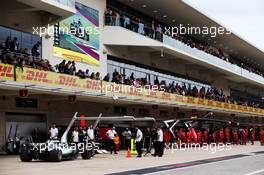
[0,26,41,56]
[107,59,210,89]
[0,26,11,43]
[10,29,22,44]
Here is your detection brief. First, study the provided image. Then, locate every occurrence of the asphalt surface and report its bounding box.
[109,151,264,175]
[151,153,264,175]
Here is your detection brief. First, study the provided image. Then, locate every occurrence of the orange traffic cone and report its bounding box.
[126,148,131,158]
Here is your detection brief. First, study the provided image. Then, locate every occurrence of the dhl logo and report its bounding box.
[187,97,194,103]
[58,76,78,87]
[198,98,204,105]
[146,91,157,98]
[224,103,229,109]
[0,65,13,78]
[161,93,171,100]
[175,96,183,102]
[216,101,222,108]
[85,80,101,90]
[25,70,49,83]
[208,100,214,106]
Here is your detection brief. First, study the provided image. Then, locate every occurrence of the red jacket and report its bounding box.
[260,131,264,141]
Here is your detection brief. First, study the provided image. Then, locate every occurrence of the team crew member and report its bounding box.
[197,129,202,145]
[212,130,217,143]
[106,127,117,154]
[187,129,192,144]
[114,133,120,151]
[225,128,230,143]
[72,127,79,144]
[242,128,247,145]
[87,125,95,141]
[144,128,152,153]
[182,129,186,143]
[154,127,164,157]
[219,129,224,143]
[233,129,239,145]
[32,128,40,143]
[259,129,264,146]
[135,127,143,158]
[250,128,255,145]
[122,128,132,150]
[79,126,87,142]
[164,129,170,145]
[203,129,209,144]
[49,123,58,139]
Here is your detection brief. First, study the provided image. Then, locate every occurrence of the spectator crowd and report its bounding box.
[109,69,264,109]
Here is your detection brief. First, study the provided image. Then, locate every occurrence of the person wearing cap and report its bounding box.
[135,127,143,158]
[106,127,117,154]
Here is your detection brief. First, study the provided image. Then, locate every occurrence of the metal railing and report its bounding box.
[104,15,163,42]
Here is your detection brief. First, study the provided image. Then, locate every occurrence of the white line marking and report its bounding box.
[244,169,264,175]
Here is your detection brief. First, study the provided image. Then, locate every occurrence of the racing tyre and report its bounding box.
[20,147,33,162]
[48,150,62,162]
[81,149,92,159]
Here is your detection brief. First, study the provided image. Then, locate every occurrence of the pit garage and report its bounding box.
[3,112,47,153]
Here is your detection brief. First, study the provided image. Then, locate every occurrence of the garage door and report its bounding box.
[5,113,47,141]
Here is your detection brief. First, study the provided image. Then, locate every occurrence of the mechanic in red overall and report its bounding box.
[219,129,224,143]
[212,130,217,144]
[164,130,171,145]
[197,129,203,145]
[225,127,230,143]
[191,128,198,144]
[187,130,192,144]
[259,128,264,146]
[182,130,187,144]
[242,128,247,145]
[233,129,239,145]
[203,129,209,144]
[250,128,255,145]
[177,128,182,144]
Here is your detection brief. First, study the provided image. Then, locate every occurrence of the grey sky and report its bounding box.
[185,0,264,51]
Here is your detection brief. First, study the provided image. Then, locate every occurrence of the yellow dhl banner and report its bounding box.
[1,63,264,115]
[101,81,264,115]
[0,63,101,93]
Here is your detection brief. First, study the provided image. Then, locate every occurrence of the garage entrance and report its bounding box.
[5,113,47,142]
